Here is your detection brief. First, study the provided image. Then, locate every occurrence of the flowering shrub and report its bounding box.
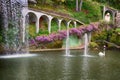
[30,23,99,45]
[85,24,98,32]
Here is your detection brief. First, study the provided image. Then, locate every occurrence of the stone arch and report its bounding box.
[104,10,113,22]
[76,21,83,27]
[51,17,59,32]
[105,10,113,15]
[69,21,75,28]
[103,6,118,23]
[61,20,67,30]
[105,10,113,17]
[39,15,49,34]
[28,12,37,24]
[25,12,37,37]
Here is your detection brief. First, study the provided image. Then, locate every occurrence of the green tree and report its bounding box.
[93,0,120,10]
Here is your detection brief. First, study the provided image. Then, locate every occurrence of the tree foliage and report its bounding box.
[93,0,120,10]
[36,0,66,5]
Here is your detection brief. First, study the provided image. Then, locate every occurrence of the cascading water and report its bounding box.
[0,0,37,58]
[0,0,28,54]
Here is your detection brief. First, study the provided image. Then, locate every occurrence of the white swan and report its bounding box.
[98,51,105,56]
[99,45,106,57]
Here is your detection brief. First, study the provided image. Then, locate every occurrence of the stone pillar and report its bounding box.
[22,7,28,43]
[21,0,28,42]
[116,12,120,27]
[74,21,77,28]
[67,20,71,29]
[36,17,39,33]
[58,19,62,31]
[22,17,26,42]
[103,6,106,19]
[48,16,53,34]
[113,12,115,24]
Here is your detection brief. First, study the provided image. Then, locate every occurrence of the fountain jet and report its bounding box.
[84,33,88,56]
[82,33,94,57]
[65,26,70,56]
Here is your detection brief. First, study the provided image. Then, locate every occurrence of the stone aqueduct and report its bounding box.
[21,1,119,42]
[22,8,84,42]
[103,6,118,23]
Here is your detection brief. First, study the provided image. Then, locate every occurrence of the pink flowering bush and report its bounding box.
[30,23,99,47]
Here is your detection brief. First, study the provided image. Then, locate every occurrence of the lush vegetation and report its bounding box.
[93,0,120,10]
[91,21,120,49]
[28,0,120,49]
[29,0,102,24]
[0,0,119,50]
[30,23,98,49]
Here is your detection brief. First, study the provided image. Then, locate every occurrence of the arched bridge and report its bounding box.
[22,8,84,42]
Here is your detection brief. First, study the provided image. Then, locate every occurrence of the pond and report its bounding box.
[0,50,120,80]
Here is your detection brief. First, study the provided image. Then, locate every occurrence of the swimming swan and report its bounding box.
[98,45,106,56]
[98,51,105,56]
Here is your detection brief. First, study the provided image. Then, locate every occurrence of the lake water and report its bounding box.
[0,50,120,80]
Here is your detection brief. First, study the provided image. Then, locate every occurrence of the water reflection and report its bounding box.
[0,50,120,80]
[62,57,71,80]
[81,57,89,80]
[16,59,29,80]
[0,58,29,80]
[98,56,116,80]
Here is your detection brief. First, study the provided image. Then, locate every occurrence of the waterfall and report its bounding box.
[0,0,28,54]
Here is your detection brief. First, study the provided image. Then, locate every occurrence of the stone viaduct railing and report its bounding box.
[22,8,84,42]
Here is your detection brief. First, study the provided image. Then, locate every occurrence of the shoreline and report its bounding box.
[29,47,84,53]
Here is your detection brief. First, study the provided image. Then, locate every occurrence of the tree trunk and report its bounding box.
[76,0,79,11]
[79,0,83,12]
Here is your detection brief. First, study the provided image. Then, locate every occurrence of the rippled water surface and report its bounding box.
[0,50,120,80]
